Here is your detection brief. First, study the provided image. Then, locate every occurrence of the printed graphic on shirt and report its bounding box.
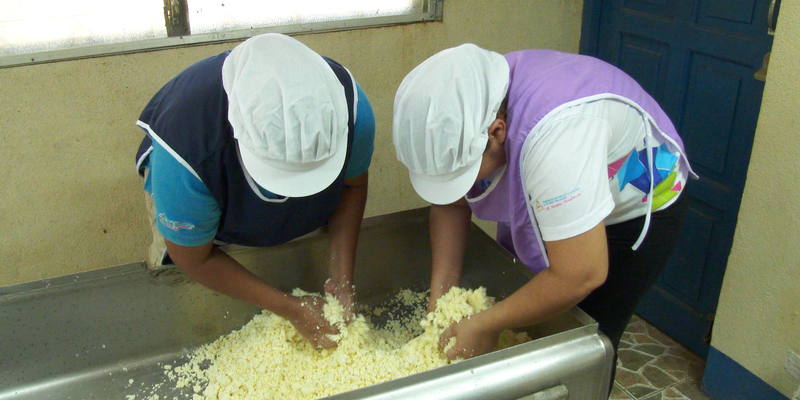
[478,178,493,192]
[607,143,681,210]
[158,213,195,231]
[540,188,582,211]
[647,171,682,210]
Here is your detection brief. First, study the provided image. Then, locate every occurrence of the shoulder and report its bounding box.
[345,81,375,178]
[354,82,375,131]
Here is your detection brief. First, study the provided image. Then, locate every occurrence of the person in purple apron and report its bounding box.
[135,34,375,349]
[393,44,696,381]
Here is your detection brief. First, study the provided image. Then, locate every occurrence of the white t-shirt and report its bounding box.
[520,98,688,242]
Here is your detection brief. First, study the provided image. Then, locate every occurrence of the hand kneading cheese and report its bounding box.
[163,287,530,400]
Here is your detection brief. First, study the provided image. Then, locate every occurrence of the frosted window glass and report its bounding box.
[189,0,416,34]
[0,0,425,60]
[0,0,166,56]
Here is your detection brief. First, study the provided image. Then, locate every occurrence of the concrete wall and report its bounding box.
[710,1,800,397]
[0,0,583,286]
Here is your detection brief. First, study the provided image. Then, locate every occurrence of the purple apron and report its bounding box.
[467,50,692,273]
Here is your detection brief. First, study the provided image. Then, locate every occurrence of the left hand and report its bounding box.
[290,295,340,349]
[438,311,500,360]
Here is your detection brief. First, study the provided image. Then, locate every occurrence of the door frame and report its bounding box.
[580,0,604,57]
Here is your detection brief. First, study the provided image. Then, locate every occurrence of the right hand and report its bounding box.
[324,279,356,322]
[289,295,340,349]
[438,311,500,360]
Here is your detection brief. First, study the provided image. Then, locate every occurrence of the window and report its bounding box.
[0,0,441,67]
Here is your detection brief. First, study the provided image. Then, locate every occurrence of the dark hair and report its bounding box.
[497,97,508,121]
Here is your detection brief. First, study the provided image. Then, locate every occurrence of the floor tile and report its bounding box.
[634,343,669,357]
[625,320,648,334]
[618,348,657,371]
[650,354,691,381]
[610,383,635,400]
[641,387,690,400]
[673,380,711,400]
[630,332,666,346]
[613,315,709,400]
[620,333,636,348]
[686,360,705,382]
[616,366,650,387]
[628,384,659,398]
[642,365,678,389]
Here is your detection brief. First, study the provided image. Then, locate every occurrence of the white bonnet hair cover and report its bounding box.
[392,43,509,205]
[222,33,348,198]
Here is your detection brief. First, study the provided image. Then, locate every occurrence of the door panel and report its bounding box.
[661,199,714,302]
[617,35,670,97]
[682,54,747,174]
[586,0,774,358]
[625,0,676,17]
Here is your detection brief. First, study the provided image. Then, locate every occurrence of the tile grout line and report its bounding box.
[614,316,706,400]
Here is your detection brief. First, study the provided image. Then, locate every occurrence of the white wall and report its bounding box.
[710,1,800,396]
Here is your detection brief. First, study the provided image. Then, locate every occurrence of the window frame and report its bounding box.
[0,0,442,68]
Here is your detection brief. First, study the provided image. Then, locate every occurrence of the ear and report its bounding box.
[488,118,507,145]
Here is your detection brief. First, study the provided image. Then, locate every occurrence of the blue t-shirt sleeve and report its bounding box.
[344,82,375,178]
[143,139,221,246]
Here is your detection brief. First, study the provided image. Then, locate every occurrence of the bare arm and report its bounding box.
[166,236,339,349]
[440,222,609,359]
[428,198,473,312]
[323,172,369,317]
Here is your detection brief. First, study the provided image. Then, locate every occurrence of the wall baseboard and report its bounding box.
[703,346,789,400]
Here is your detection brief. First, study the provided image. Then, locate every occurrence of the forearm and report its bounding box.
[477,268,595,332]
[429,201,473,304]
[326,173,368,288]
[475,223,609,333]
[167,242,298,319]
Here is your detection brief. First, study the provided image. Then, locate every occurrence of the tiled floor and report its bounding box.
[611,315,711,400]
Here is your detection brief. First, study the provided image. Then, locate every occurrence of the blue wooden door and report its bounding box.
[581,0,776,358]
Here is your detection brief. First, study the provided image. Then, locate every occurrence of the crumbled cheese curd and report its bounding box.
[164,287,529,400]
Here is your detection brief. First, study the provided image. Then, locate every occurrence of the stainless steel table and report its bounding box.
[0,208,613,400]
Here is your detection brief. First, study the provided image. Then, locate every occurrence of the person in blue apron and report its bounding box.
[135,33,375,349]
[393,44,697,381]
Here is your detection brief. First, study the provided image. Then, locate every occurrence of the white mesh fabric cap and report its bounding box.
[393,44,509,205]
[222,33,348,198]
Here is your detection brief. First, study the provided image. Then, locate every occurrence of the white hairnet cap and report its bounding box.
[222,33,348,198]
[393,44,509,205]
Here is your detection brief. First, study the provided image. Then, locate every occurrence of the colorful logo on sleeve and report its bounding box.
[539,188,582,211]
[158,213,195,231]
[607,143,682,209]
